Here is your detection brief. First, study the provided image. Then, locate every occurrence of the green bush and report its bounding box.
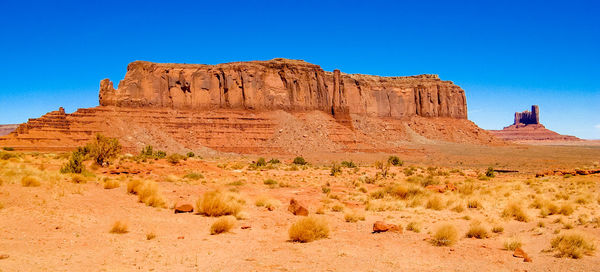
[2,147,14,151]
[485,167,495,178]
[330,163,342,176]
[86,134,121,166]
[341,161,357,168]
[186,152,195,158]
[154,150,166,159]
[268,158,280,164]
[255,157,267,167]
[166,154,185,165]
[0,151,17,160]
[387,156,403,166]
[60,151,85,174]
[293,156,307,165]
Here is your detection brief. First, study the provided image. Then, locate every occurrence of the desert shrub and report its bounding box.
[126,179,144,194]
[559,203,574,216]
[183,172,204,180]
[387,156,403,166]
[451,204,465,213]
[330,163,342,176]
[466,222,489,239]
[154,150,167,159]
[60,151,85,174]
[2,147,14,151]
[86,134,121,166]
[322,186,331,194]
[551,232,596,259]
[109,221,128,234]
[485,167,495,178]
[254,157,267,167]
[268,158,280,164]
[103,179,120,189]
[331,204,344,212]
[504,236,522,250]
[385,184,423,200]
[255,196,280,210]
[341,160,357,168]
[431,224,458,246]
[406,221,421,233]
[344,210,365,222]
[492,225,504,233]
[69,174,86,184]
[146,232,156,240]
[426,196,444,210]
[210,216,237,235]
[127,180,166,208]
[141,145,154,157]
[263,179,277,186]
[502,202,529,222]
[467,199,481,209]
[186,152,195,158]
[166,154,185,165]
[293,156,307,165]
[196,191,242,217]
[288,216,329,243]
[403,167,415,176]
[21,176,40,187]
[0,151,17,160]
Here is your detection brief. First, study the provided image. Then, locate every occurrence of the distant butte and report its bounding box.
[0,124,18,137]
[489,105,580,142]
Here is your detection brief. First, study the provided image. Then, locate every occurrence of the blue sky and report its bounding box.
[1,0,598,139]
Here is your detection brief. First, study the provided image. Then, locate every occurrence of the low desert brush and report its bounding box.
[196,191,242,217]
[146,232,156,240]
[492,225,504,233]
[331,204,345,212]
[504,236,522,250]
[467,199,481,209]
[426,195,444,210]
[465,222,489,239]
[559,203,574,216]
[210,216,237,235]
[550,232,596,259]
[109,221,128,234]
[126,180,166,208]
[344,210,365,223]
[406,221,421,233]
[255,196,280,210]
[289,216,329,243]
[103,179,120,189]
[502,202,529,222]
[21,175,40,187]
[431,224,458,246]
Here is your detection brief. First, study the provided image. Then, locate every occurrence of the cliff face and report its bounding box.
[99,59,467,119]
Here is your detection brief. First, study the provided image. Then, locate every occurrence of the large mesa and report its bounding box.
[0,59,499,153]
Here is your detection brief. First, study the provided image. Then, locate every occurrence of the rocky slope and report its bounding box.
[1,59,500,153]
[0,124,18,137]
[489,105,580,142]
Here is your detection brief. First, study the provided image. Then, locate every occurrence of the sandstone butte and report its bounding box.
[489,105,580,142]
[0,124,18,137]
[0,58,501,153]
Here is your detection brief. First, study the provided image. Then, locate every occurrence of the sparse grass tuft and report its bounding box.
[344,210,365,222]
[504,236,522,250]
[210,216,236,235]
[406,221,421,233]
[502,202,529,222]
[550,232,596,259]
[146,232,156,240]
[467,199,481,209]
[289,216,329,243]
[196,191,242,217]
[492,225,504,233]
[255,196,280,210]
[110,221,128,234]
[559,203,574,216]
[466,222,489,239]
[183,172,204,180]
[431,224,458,246]
[426,195,444,210]
[21,175,40,187]
[103,179,120,189]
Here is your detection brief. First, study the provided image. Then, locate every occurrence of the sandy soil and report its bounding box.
[0,142,599,271]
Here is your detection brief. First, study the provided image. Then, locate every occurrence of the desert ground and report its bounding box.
[0,141,599,272]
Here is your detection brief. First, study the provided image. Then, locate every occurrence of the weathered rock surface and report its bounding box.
[0,59,503,153]
[174,204,194,214]
[489,105,581,142]
[0,124,18,137]
[100,59,468,119]
[372,221,402,233]
[288,199,309,216]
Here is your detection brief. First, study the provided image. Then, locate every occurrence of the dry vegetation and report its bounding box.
[289,216,330,243]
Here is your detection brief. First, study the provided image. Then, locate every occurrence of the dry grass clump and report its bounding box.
[431,224,458,246]
[559,203,574,216]
[331,204,345,212]
[196,191,242,217]
[126,179,166,208]
[426,195,444,210]
[504,236,522,250]
[550,232,596,259]
[103,179,120,189]
[466,199,481,209]
[210,216,237,235]
[492,225,504,233]
[406,221,421,233]
[465,222,489,239]
[21,175,41,187]
[502,202,529,222]
[69,174,86,184]
[146,232,156,240]
[109,221,129,234]
[255,196,281,210]
[365,199,404,211]
[344,210,365,223]
[289,216,329,243]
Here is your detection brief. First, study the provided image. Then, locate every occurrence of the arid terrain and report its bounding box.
[0,140,599,272]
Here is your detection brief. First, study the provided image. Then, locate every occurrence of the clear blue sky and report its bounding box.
[1,0,598,139]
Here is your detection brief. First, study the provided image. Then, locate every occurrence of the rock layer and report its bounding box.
[100,59,467,119]
[0,124,18,137]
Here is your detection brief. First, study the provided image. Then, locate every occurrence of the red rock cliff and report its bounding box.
[99,59,467,119]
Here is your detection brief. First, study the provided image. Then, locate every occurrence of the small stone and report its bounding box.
[174,204,194,214]
[0,254,9,260]
[288,199,309,216]
[373,221,402,233]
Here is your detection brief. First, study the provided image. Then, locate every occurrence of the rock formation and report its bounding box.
[489,105,580,142]
[0,59,501,153]
[0,124,18,137]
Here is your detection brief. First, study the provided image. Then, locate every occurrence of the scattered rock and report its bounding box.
[513,248,527,258]
[288,199,309,216]
[0,254,8,260]
[241,225,251,229]
[177,236,184,239]
[372,221,402,233]
[174,204,194,214]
